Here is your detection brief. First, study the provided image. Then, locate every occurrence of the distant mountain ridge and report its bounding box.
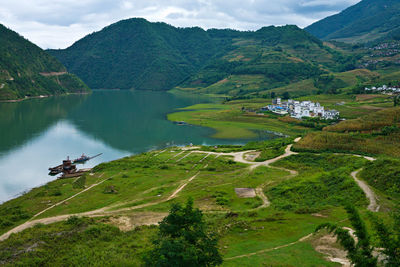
[0,24,90,101]
[49,18,233,91]
[305,0,400,43]
[49,18,348,92]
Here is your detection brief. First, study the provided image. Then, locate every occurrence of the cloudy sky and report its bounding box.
[0,0,360,49]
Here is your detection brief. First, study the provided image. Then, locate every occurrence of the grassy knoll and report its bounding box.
[0,217,156,266]
[38,151,214,218]
[267,153,368,213]
[168,102,311,139]
[0,172,106,235]
[359,158,400,201]
[168,89,396,141]
[294,107,400,157]
[1,142,398,266]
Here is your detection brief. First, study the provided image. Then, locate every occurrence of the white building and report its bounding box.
[323,110,340,120]
[267,98,340,120]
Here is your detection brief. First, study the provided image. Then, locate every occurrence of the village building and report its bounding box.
[264,98,340,120]
[365,85,400,94]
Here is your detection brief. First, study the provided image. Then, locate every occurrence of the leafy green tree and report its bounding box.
[370,207,400,266]
[316,205,377,267]
[282,91,290,100]
[270,92,276,99]
[394,96,399,107]
[144,199,222,267]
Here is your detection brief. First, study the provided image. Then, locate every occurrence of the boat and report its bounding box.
[72,154,90,163]
[72,153,102,164]
[48,154,101,177]
[48,165,63,175]
[174,121,187,125]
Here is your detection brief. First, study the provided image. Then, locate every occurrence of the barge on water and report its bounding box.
[48,155,98,178]
[73,153,102,164]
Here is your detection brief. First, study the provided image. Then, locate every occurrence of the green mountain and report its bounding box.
[49,19,350,94]
[177,25,358,98]
[0,24,90,101]
[49,18,232,91]
[305,0,400,43]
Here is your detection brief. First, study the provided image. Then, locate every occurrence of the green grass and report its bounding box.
[0,217,156,266]
[2,143,399,266]
[168,102,311,139]
[0,172,106,235]
[268,153,368,213]
[223,241,339,267]
[359,158,400,201]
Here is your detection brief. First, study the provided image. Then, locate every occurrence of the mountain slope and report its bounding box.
[305,0,400,43]
[177,25,357,97]
[0,24,90,101]
[49,18,232,90]
[50,19,350,93]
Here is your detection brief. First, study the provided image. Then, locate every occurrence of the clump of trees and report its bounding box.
[144,198,222,267]
[316,205,400,267]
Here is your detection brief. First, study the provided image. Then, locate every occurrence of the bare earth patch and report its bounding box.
[108,212,168,231]
[235,188,256,198]
[244,152,261,162]
[312,233,351,267]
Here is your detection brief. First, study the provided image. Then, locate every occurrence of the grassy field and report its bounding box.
[294,107,400,157]
[167,91,395,140]
[2,137,398,266]
[168,102,311,139]
[2,85,400,265]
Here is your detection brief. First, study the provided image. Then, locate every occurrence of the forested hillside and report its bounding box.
[0,24,90,101]
[305,0,400,43]
[177,25,360,97]
[49,18,233,90]
[49,19,352,94]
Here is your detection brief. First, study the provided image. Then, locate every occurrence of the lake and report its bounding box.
[0,90,277,202]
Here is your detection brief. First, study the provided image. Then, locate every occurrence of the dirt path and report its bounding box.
[192,137,302,171]
[39,71,67,77]
[225,233,313,260]
[0,83,4,89]
[351,169,380,212]
[0,169,201,242]
[167,173,199,200]
[31,174,107,219]
[255,187,270,208]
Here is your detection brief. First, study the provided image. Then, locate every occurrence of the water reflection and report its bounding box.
[0,120,129,202]
[0,90,277,202]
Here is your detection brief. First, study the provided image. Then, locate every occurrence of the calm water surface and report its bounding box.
[0,90,276,202]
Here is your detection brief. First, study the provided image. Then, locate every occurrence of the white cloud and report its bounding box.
[0,0,361,49]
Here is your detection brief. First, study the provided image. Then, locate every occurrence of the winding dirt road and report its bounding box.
[351,169,379,212]
[0,136,379,256]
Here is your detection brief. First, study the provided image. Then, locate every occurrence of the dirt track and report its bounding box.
[0,136,379,257]
[0,140,302,242]
[351,169,379,212]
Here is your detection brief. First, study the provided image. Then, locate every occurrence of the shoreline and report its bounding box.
[0,91,91,103]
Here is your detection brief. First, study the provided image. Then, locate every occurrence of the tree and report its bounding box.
[394,96,399,107]
[282,91,290,100]
[316,205,377,267]
[144,199,223,267]
[270,92,276,99]
[370,207,400,266]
